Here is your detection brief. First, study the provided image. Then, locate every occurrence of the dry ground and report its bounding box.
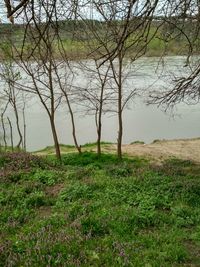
[120,138,200,163]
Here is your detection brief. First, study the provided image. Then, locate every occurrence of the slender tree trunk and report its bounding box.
[1,114,7,151]
[95,61,109,156]
[7,117,14,152]
[97,122,102,156]
[71,112,82,154]
[97,98,103,156]
[22,106,26,151]
[95,109,101,156]
[117,103,123,159]
[13,103,23,149]
[64,93,81,154]
[117,56,123,160]
[1,101,9,151]
[50,116,61,161]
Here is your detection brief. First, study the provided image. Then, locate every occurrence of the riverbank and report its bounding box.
[121,137,200,163]
[35,137,200,163]
[1,22,199,60]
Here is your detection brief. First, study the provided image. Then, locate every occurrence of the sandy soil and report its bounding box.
[120,138,200,163]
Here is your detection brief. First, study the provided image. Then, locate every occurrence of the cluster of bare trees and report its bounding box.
[0,60,27,152]
[0,0,199,160]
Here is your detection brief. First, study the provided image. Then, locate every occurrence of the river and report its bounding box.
[2,56,200,151]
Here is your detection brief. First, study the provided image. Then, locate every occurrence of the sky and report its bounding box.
[0,0,156,24]
[0,0,197,25]
[0,0,9,23]
[0,0,20,23]
[0,0,91,24]
[0,0,34,24]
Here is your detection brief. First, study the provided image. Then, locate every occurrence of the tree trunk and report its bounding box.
[70,111,81,154]
[64,93,81,154]
[96,72,105,156]
[50,117,61,161]
[22,106,26,151]
[1,114,7,151]
[7,117,14,152]
[97,102,103,156]
[97,124,102,156]
[117,108,123,160]
[117,56,123,160]
[13,104,23,149]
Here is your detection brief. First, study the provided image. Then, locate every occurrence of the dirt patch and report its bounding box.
[184,240,200,266]
[120,138,200,163]
[45,183,65,197]
[37,206,52,219]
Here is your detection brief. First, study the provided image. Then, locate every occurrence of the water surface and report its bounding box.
[3,56,200,151]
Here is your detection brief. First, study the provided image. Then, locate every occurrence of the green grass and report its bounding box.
[1,152,200,266]
[35,142,114,154]
[35,144,75,154]
[130,141,145,145]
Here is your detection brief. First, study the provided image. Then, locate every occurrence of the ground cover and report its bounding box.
[1,151,200,266]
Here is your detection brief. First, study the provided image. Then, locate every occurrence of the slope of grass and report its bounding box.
[35,142,114,155]
[1,152,200,266]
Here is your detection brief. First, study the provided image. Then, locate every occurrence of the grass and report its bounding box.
[35,142,114,155]
[1,151,200,266]
[130,141,145,145]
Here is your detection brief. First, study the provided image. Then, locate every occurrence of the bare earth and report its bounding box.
[104,138,200,163]
[124,138,200,163]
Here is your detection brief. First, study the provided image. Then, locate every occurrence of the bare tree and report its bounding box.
[14,56,62,160]
[0,60,24,150]
[148,0,200,109]
[21,93,27,151]
[6,0,78,160]
[148,62,200,109]
[1,0,199,157]
[2,0,83,157]
[76,60,114,155]
[3,0,29,23]
[74,0,162,158]
[0,100,9,150]
[52,62,81,154]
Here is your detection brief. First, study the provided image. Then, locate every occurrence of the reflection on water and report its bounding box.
[3,56,200,151]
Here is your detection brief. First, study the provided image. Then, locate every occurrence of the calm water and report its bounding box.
[4,56,200,151]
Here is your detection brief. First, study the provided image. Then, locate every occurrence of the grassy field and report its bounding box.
[1,151,200,266]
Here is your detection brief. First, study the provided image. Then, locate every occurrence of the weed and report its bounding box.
[1,152,200,266]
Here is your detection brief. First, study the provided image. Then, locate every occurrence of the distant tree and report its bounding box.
[0,60,24,150]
